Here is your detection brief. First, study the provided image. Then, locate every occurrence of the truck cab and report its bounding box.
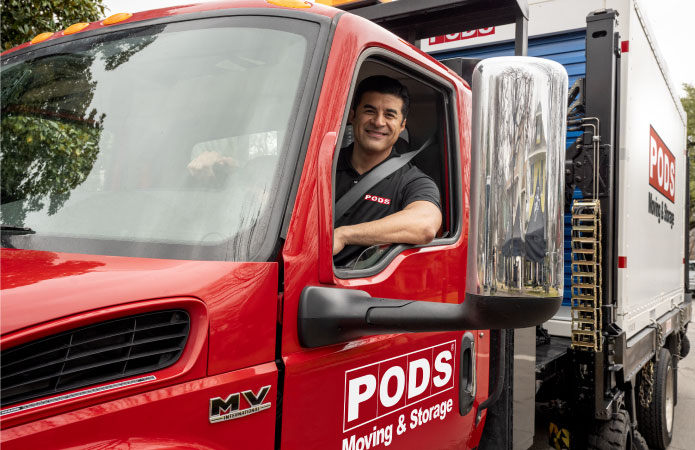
[0,1,568,449]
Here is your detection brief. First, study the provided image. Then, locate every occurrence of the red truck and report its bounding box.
[3,1,666,449]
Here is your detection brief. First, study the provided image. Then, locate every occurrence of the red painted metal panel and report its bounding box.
[206,263,278,376]
[279,11,484,450]
[2,363,277,450]
[282,333,487,449]
[0,297,208,429]
[1,249,277,426]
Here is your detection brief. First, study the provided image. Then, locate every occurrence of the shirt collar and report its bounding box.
[337,143,400,175]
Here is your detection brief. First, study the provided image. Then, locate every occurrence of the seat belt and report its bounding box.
[334,134,435,220]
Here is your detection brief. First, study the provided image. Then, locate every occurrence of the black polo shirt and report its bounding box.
[334,144,441,267]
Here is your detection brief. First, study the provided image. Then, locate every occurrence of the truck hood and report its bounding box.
[0,248,277,336]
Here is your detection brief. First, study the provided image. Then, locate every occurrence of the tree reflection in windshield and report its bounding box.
[1,32,160,226]
[0,18,318,262]
[1,54,104,225]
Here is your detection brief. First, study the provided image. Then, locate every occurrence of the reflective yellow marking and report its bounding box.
[549,422,570,450]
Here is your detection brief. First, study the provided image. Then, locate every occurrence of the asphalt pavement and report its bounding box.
[530,324,695,450]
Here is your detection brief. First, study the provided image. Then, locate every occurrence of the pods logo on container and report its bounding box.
[649,126,676,203]
[343,341,455,432]
[428,27,495,45]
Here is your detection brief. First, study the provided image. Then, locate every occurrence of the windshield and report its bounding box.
[1,16,318,261]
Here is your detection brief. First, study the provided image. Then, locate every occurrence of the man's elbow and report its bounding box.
[415,222,438,244]
[403,202,441,245]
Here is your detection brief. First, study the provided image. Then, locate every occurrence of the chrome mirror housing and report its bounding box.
[466,57,568,306]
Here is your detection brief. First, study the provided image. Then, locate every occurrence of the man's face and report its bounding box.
[350,91,406,156]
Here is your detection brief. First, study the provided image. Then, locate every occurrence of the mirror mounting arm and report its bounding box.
[298,286,560,348]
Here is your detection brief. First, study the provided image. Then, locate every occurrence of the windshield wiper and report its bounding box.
[1,225,36,235]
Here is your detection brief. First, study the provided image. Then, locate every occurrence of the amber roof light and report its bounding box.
[30,32,54,45]
[267,0,312,8]
[63,22,90,35]
[103,13,133,25]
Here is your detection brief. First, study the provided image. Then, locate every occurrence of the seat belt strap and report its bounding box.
[334,135,434,220]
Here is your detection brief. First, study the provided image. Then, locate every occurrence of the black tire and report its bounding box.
[681,333,690,358]
[587,410,632,450]
[632,430,649,450]
[637,347,674,449]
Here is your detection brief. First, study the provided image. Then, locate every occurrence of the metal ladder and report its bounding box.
[570,200,602,351]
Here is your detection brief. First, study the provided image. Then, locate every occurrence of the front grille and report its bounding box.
[1,310,190,407]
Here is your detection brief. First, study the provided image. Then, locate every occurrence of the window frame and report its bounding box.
[333,47,463,279]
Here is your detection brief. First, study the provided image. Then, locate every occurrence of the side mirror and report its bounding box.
[466,56,568,314]
[299,57,568,348]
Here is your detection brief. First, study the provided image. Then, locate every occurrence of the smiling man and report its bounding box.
[333,76,442,267]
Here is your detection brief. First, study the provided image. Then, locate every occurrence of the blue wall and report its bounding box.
[430,29,586,87]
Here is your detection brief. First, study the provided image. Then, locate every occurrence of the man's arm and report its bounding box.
[333,200,442,255]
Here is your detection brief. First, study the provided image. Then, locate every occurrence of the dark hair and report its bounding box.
[352,75,410,119]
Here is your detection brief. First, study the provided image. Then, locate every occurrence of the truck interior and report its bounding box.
[334,57,457,271]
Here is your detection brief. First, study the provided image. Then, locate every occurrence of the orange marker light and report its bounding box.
[63,23,90,35]
[103,13,133,26]
[316,0,386,5]
[30,32,54,45]
[267,0,312,8]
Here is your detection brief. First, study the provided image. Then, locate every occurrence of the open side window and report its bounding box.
[333,54,460,277]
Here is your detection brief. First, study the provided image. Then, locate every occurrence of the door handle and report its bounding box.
[459,331,476,416]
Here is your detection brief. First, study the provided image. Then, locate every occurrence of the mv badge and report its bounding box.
[209,385,272,423]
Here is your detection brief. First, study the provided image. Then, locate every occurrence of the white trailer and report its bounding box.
[424,1,692,449]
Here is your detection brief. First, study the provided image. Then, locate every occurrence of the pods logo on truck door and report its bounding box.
[649,126,676,203]
[343,341,455,432]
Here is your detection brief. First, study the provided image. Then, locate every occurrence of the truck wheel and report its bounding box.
[637,348,674,449]
[587,410,631,450]
[631,430,648,450]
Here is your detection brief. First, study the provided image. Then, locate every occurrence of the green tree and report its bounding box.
[681,83,695,225]
[1,0,106,51]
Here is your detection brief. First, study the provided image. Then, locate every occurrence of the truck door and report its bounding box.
[279,15,486,450]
